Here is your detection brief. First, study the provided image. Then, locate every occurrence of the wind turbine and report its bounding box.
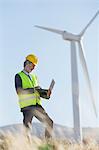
[35,11,99,142]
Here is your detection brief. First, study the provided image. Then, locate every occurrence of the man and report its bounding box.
[15,54,53,138]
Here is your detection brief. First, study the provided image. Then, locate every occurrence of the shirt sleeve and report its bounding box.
[15,74,22,90]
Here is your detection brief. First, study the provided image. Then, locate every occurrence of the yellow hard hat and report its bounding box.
[26,54,38,65]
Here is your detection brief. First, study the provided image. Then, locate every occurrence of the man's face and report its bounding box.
[25,62,36,73]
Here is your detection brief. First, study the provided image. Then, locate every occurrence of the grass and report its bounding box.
[0,130,99,150]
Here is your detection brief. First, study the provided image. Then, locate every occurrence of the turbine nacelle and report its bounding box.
[35,10,99,42]
[62,31,81,41]
[35,25,81,42]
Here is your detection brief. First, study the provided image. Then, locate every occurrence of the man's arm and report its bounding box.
[15,74,34,94]
[15,74,50,98]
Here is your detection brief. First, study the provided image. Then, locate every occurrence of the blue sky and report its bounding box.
[0,0,99,127]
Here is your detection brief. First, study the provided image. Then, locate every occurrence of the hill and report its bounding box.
[0,123,99,141]
[0,123,99,150]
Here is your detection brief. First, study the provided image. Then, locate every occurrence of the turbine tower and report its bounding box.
[35,11,99,141]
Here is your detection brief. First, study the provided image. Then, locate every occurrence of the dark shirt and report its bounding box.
[15,74,22,90]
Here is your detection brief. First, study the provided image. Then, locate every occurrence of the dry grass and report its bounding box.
[0,130,98,150]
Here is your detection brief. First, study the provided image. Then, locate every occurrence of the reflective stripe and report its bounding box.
[19,99,37,108]
[19,94,40,102]
[19,93,40,102]
[19,95,36,102]
[19,97,41,108]
[19,93,40,106]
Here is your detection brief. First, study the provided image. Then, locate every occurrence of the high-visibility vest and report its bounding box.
[17,71,41,108]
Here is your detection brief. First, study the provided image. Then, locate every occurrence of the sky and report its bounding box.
[0,0,99,128]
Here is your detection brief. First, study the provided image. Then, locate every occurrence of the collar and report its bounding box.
[22,70,32,81]
[22,69,29,76]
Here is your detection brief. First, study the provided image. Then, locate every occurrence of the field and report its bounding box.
[0,131,99,150]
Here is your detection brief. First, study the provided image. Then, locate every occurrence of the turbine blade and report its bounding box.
[80,10,99,36]
[35,25,63,35]
[78,41,97,117]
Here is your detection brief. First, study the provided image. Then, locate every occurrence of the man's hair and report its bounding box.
[24,60,32,67]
